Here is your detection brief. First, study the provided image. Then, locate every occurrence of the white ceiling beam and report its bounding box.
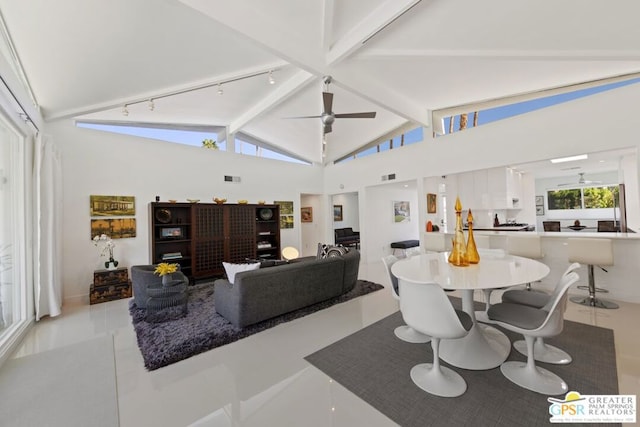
[45,62,288,122]
[229,70,316,134]
[357,48,640,61]
[330,67,430,127]
[321,0,335,52]
[325,0,422,65]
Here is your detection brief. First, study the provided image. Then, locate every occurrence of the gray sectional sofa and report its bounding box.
[214,249,360,328]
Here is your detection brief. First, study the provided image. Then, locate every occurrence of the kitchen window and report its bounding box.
[547,186,618,210]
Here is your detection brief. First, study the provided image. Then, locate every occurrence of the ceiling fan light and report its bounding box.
[550,154,588,163]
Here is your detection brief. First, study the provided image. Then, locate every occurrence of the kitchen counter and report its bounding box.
[471,230,640,239]
[464,226,533,231]
[423,229,640,303]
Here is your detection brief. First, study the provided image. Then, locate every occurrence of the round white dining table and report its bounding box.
[391,250,550,370]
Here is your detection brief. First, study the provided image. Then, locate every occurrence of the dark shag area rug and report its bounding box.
[129,280,383,370]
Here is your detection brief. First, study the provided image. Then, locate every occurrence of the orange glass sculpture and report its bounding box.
[466,208,480,264]
[448,197,469,266]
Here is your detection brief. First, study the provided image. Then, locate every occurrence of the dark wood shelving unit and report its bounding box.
[149,202,281,280]
[149,202,194,278]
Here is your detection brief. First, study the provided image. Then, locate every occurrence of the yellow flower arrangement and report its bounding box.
[154,262,179,276]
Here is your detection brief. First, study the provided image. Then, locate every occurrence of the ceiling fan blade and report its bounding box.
[324,124,332,134]
[284,115,323,119]
[334,112,377,119]
[322,92,333,114]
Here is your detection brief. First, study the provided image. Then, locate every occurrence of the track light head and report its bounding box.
[268,70,275,85]
[148,99,155,111]
[122,105,129,116]
[217,83,223,95]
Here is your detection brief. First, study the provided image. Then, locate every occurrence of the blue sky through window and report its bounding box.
[443,77,640,133]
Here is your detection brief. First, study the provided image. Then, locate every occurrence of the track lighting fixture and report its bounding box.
[117,68,279,112]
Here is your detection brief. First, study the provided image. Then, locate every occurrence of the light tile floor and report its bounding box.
[12,261,640,426]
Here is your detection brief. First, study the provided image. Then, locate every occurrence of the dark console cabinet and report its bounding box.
[149,202,280,280]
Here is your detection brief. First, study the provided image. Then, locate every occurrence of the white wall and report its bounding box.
[299,194,323,257]
[362,184,419,263]
[46,120,323,299]
[331,192,359,231]
[323,82,640,234]
[46,80,640,300]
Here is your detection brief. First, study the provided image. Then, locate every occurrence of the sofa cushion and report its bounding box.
[222,262,260,284]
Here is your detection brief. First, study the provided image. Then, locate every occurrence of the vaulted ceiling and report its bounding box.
[2,0,640,164]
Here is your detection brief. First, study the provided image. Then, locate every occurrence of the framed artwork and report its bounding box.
[91,218,137,239]
[427,193,437,213]
[535,195,544,206]
[301,207,313,223]
[333,205,343,222]
[274,201,294,229]
[393,200,410,223]
[90,195,135,216]
[536,205,545,216]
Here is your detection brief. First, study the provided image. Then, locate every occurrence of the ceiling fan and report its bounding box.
[558,172,602,186]
[287,76,376,134]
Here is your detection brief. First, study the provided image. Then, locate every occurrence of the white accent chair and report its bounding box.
[474,234,491,249]
[568,238,618,309]
[475,248,507,312]
[501,262,581,364]
[381,256,430,344]
[506,234,544,290]
[404,246,422,257]
[423,233,452,253]
[486,271,580,395]
[399,277,472,397]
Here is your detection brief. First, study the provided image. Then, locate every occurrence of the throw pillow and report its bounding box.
[222,262,260,284]
[317,243,349,259]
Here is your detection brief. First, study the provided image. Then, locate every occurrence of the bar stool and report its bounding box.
[506,234,544,290]
[567,238,618,309]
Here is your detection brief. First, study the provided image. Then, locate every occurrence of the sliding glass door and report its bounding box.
[0,110,28,357]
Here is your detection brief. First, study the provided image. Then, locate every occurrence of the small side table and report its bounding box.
[146,279,188,322]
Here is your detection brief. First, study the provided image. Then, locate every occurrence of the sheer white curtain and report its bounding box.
[34,133,62,320]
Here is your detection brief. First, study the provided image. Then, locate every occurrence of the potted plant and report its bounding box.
[154,262,179,285]
[93,234,118,269]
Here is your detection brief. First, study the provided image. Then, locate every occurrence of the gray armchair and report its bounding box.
[131,265,188,308]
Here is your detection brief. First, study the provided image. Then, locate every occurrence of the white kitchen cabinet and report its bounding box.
[457,172,475,208]
[455,170,489,209]
[488,167,523,209]
[451,167,522,210]
[474,169,489,209]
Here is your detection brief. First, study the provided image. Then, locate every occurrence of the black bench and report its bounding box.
[390,240,420,256]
